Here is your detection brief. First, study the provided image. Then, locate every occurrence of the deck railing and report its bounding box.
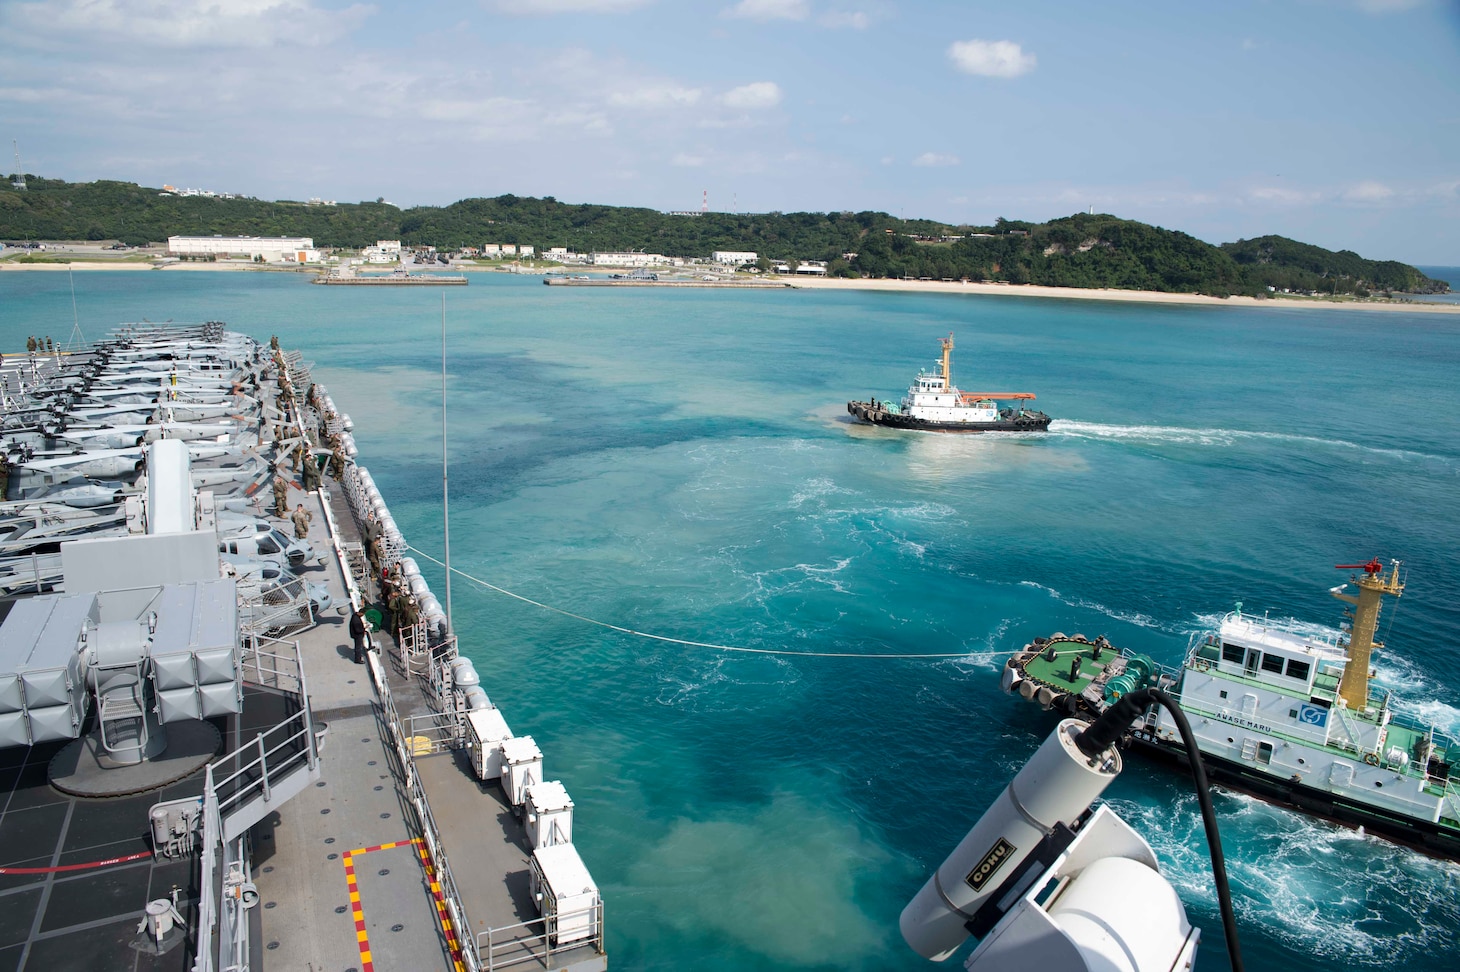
[242,632,308,694]
[476,903,605,971]
[192,639,319,972]
[368,647,482,971]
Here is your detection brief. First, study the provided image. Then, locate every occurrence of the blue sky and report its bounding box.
[1,0,1457,262]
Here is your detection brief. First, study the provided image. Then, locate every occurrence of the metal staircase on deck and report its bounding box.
[211,637,321,840]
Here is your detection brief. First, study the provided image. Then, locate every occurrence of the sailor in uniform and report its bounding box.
[291,503,313,540]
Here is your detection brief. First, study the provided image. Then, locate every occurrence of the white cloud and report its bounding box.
[912,152,959,167]
[721,81,783,109]
[1430,179,1460,200]
[6,0,372,48]
[948,39,1036,79]
[1343,181,1396,202]
[723,0,810,20]
[1248,186,1324,205]
[819,10,869,29]
[494,0,654,13]
[608,82,703,108]
[670,152,706,167]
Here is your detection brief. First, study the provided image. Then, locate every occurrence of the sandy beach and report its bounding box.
[0,260,159,271]
[784,274,1460,313]
[0,259,293,272]
[4,258,1455,313]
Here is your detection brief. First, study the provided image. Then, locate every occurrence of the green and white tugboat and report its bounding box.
[1001,559,1460,859]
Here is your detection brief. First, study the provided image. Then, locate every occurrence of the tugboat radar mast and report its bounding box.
[1331,558,1404,711]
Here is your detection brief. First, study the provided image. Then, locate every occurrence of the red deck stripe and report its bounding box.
[344,838,463,971]
[414,838,465,971]
[0,850,153,875]
[342,852,373,972]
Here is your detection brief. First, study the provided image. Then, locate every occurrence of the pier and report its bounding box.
[543,277,787,288]
[315,271,468,285]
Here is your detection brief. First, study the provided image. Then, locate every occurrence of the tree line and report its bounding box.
[0,177,1444,297]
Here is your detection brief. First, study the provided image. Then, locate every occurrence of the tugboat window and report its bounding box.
[1219,690,1229,699]
[1286,659,1311,681]
[1221,642,1244,663]
[1261,653,1285,674]
[1257,742,1274,765]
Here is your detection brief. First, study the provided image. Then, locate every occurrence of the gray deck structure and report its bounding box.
[1,332,605,972]
[251,474,607,972]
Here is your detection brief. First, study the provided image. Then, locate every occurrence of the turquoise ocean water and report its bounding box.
[4,270,1460,970]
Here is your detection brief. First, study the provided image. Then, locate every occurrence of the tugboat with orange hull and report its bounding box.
[847,333,1051,432]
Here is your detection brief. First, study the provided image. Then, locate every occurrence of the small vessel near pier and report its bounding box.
[314,267,467,285]
[1000,559,1460,860]
[847,333,1051,432]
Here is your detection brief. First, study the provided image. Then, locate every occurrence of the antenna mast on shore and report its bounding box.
[11,140,26,191]
[701,189,708,214]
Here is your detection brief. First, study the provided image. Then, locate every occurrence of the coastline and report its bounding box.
[0,259,286,272]
[784,274,1460,313]
[4,259,1456,314]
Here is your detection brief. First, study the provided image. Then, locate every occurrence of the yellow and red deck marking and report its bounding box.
[415,837,466,970]
[341,838,464,972]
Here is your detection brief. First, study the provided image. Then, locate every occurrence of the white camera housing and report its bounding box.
[963,804,1198,972]
[900,719,1200,972]
[901,719,1120,960]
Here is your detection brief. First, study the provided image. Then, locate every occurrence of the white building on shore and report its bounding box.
[589,252,666,268]
[168,235,320,263]
[362,240,401,264]
[712,250,757,265]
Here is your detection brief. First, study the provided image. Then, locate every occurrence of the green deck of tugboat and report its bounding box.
[1019,640,1114,695]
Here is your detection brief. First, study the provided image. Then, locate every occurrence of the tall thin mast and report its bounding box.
[441,293,453,630]
[67,266,85,349]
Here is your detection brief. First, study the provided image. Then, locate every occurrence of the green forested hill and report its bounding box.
[0,177,1444,297]
[852,214,1250,295]
[1220,235,1442,295]
[0,178,403,248]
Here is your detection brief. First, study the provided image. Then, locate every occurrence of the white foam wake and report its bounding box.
[1018,579,1176,633]
[1048,420,1457,466]
[1107,791,1460,963]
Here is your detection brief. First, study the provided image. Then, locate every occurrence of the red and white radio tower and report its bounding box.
[701,189,708,214]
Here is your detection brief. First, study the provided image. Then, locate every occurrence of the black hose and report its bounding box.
[1074,687,1245,972]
